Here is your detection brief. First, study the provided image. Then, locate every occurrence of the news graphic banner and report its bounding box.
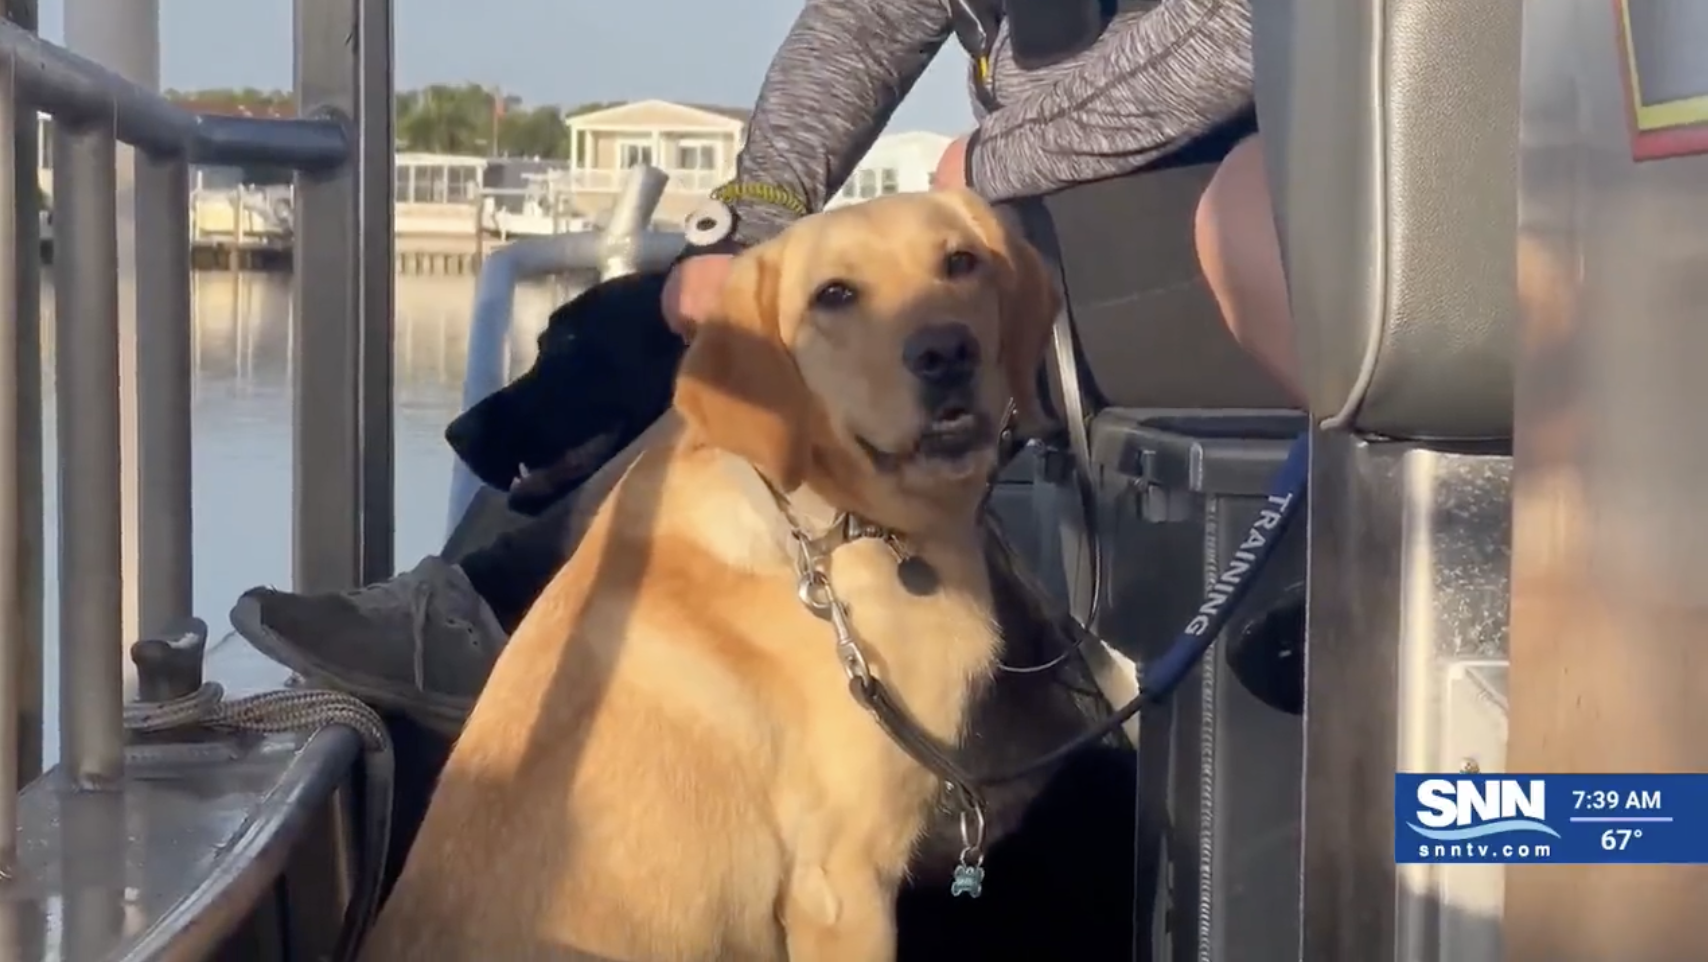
[1395,774,1708,864]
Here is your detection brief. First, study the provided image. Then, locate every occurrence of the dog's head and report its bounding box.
[445,271,685,512]
[673,189,1058,528]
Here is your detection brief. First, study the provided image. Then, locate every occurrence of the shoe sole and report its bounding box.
[230,595,471,740]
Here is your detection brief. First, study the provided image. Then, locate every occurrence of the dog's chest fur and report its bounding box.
[821,536,999,748]
[363,448,1005,961]
[682,453,1002,865]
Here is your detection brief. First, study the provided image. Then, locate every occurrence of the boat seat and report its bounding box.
[1251,0,1522,958]
[1019,112,1293,416]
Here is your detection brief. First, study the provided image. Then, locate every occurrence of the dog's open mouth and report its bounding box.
[857,408,995,473]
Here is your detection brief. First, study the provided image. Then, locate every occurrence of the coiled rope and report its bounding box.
[124,681,394,961]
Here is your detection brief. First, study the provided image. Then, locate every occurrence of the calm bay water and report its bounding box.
[36,270,569,761]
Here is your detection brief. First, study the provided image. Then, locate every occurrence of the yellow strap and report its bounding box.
[711,182,811,217]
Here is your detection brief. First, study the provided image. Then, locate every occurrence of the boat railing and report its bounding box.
[0,0,397,956]
[447,165,683,531]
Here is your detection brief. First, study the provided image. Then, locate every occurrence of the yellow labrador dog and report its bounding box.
[360,188,1057,961]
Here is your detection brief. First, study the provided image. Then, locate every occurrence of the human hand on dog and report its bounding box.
[661,253,735,340]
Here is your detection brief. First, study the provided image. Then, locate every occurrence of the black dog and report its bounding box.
[897,745,1141,961]
[443,271,686,515]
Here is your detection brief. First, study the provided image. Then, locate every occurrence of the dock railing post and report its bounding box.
[0,15,16,871]
[133,153,194,634]
[354,0,395,585]
[0,0,365,799]
[291,0,360,594]
[0,0,44,813]
[52,118,126,786]
[292,0,395,592]
[0,0,26,869]
[66,0,192,670]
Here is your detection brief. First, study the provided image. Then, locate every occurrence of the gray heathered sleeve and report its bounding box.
[969,0,1254,201]
[725,0,954,245]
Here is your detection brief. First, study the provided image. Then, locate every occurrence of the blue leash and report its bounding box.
[946,432,1311,899]
[1138,431,1310,699]
[975,431,1311,788]
[875,432,1313,900]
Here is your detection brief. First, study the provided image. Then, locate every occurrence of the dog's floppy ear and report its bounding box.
[937,189,1061,426]
[672,247,812,492]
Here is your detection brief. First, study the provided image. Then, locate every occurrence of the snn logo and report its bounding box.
[1417,778,1544,827]
[1409,778,1560,841]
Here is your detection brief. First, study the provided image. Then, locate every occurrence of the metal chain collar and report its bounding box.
[788,521,989,897]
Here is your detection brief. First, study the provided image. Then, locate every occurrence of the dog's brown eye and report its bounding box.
[944,250,980,278]
[812,281,859,310]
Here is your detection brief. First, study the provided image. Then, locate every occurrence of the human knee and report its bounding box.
[1193,136,1300,394]
[1195,137,1271,345]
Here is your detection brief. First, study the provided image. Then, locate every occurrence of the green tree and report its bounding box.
[500,106,569,158]
[396,83,492,154]
[167,87,293,115]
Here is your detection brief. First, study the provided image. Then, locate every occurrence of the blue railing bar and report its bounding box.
[187,113,349,172]
[446,166,681,532]
[0,19,349,171]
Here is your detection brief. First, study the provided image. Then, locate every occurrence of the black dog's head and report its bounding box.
[445,271,686,514]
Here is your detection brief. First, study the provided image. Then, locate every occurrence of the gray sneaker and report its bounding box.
[229,556,508,736]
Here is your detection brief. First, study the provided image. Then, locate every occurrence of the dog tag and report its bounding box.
[950,864,985,898]
[895,555,940,597]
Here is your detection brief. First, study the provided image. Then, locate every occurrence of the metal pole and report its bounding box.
[0,21,350,170]
[0,13,22,870]
[52,121,124,786]
[66,0,156,675]
[132,153,193,632]
[355,0,395,584]
[291,0,363,593]
[4,0,42,800]
[596,165,667,280]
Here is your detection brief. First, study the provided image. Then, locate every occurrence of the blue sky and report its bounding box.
[36,0,973,133]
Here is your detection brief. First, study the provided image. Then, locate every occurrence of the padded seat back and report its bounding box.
[1014,113,1295,414]
[1252,0,1522,438]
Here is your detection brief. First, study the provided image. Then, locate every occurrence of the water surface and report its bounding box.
[35,270,569,762]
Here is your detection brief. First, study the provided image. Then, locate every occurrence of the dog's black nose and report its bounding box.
[902,323,979,386]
